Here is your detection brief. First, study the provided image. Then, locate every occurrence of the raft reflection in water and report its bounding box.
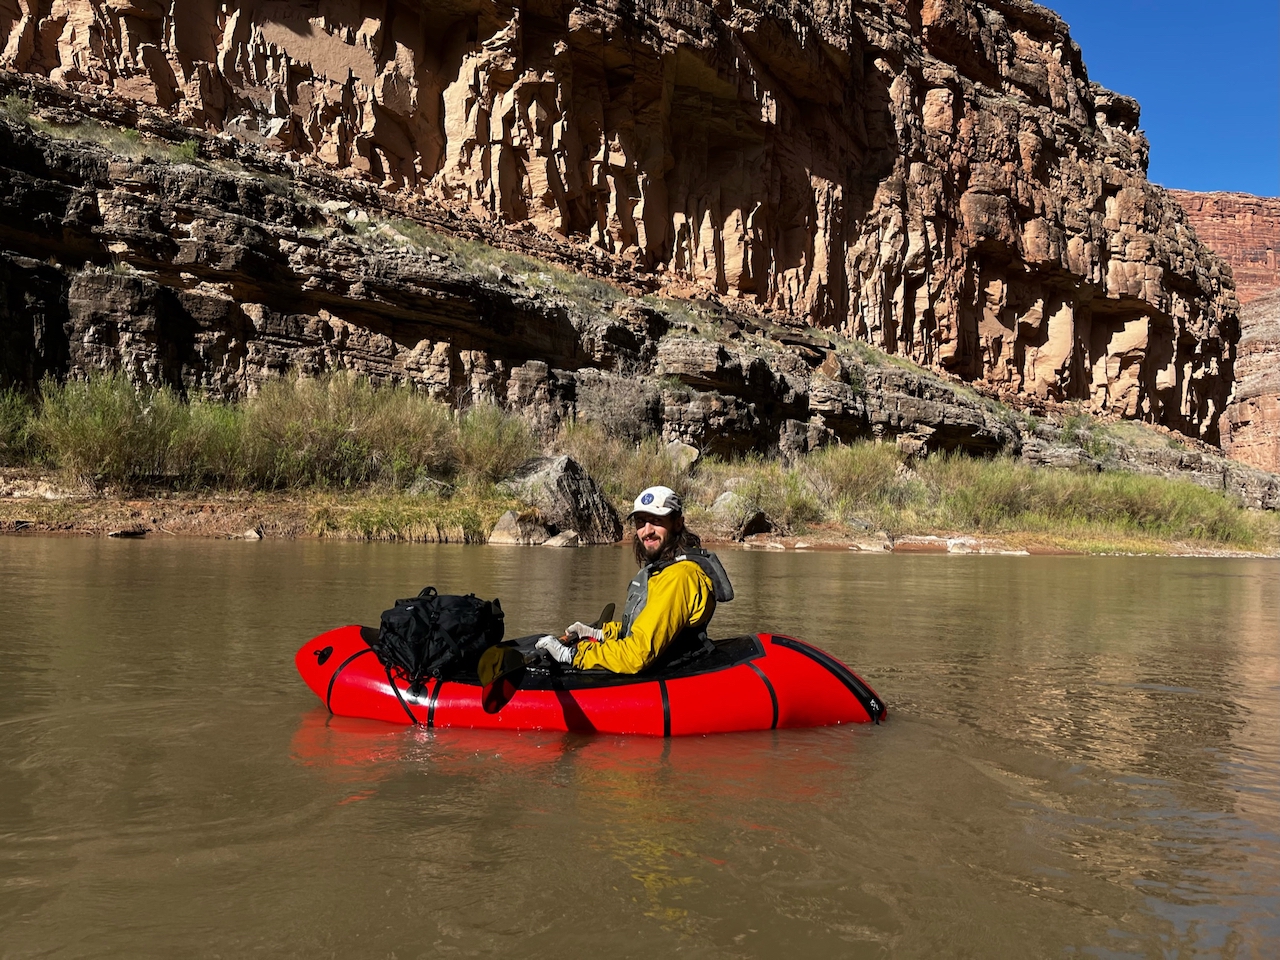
[290,711,880,930]
[290,709,859,804]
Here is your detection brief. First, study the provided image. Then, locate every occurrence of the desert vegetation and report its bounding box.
[1,373,1274,554]
[3,92,201,164]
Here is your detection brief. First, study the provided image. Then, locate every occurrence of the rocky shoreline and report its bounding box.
[2,474,1273,559]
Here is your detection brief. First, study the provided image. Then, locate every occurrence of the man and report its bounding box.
[535,485,733,674]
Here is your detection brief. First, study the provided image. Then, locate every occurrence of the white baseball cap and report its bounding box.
[628,485,683,518]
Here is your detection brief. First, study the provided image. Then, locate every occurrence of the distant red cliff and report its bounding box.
[1172,190,1280,472]
[1171,190,1280,304]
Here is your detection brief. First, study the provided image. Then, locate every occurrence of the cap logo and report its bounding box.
[641,492,654,505]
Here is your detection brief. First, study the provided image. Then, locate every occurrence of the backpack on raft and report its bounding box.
[371,587,504,692]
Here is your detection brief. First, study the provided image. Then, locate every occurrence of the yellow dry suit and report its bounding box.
[572,549,733,674]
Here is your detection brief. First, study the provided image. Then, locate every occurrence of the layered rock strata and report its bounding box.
[1172,191,1280,471]
[1,110,1277,509]
[1171,191,1280,305]
[0,0,1237,441]
[0,108,1018,461]
[5,111,1277,515]
[1222,290,1280,473]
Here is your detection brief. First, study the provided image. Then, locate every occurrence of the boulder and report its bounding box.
[1020,438,1102,471]
[543,531,581,548]
[487,510,551,545]
[504,456,623,544]
[666,440,700,472]
[710,490,773,541]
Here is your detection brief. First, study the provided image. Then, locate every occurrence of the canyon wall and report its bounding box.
[0,113,1031,464]
[0,0,1238,441]
[1223,290,1280,473]
[1172,191,1280,470]
[1171,191,1280,305]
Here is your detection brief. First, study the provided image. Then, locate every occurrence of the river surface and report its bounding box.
[0,538,1277,958]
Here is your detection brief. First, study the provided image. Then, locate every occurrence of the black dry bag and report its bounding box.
[372,587,504,692]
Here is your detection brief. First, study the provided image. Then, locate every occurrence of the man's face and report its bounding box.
[634,512,682,562]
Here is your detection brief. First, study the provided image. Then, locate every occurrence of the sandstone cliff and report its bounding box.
[1172,191,1280,471]
[1223,290,1280,473]
[3,89,1278,508]
[0,0,1238,443]
[0,103,1019,459]
[1171,191,1280,305]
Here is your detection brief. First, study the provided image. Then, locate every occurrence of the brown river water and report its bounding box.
[0,538,1277,958]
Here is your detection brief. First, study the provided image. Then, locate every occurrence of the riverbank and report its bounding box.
[4,375,1278,557]
[3,473,1275,558]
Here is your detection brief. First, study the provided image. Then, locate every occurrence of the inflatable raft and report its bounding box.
[296,626,886,736]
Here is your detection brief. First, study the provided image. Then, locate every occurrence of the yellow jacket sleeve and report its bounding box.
[572,561,715,674]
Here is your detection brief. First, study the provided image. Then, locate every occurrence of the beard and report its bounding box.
[633,517,696,565]
[638,532,665,562]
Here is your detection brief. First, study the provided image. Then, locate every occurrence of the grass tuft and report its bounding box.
[235,374,456,488]
[455,403,539,483]
[0,388,35,465]
[1,93,32,124]
[27,373,188,490]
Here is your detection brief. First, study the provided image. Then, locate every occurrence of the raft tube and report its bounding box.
[296,626,886,736]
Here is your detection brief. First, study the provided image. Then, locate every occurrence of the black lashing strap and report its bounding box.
[385,663,419,724]
[427,679,443,729]
[747,662,779,730]
[769,635,885,724]
[325,647,374,713]
[658,679,671,738]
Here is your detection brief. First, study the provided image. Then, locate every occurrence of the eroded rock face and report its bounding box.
[3,109,1275,504]
[0,0,1236,441]
[1172,191,1280,471]
[1223,290,1280,473]
[1171,191,1280,306]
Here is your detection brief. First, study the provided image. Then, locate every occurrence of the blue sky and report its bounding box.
[1046,1,1279,196]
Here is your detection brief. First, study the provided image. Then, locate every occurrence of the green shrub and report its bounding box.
[237,373,458,488]
[357,384,457,486]
[455,402,538,483]
[1,93,32,124]
[1061,409,1113,459]
[168,400,245,487]
[0,388,35,464]
[695,454,823,533]
[238,375,350,487]
[313,487,520,542]
[7,370,1274,552]
[802,443,905,515]
[30,373,188,490]
[745,467,823,531]
[915,452,1265,546]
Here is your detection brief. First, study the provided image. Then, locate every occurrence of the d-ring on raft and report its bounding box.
[296,626,886,736]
